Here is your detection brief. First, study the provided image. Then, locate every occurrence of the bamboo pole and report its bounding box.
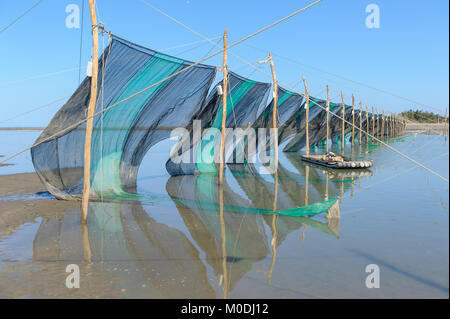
[326,85,330,153]
[269,55,279,281]
[303,78,310,156]
[389,113,393,137]
[269,54,278,171]
[359,102,362,145]
[376,107,379,138]
[268,171,278,284]
[366,105,369,143]
[81,222,92,262]
[351,94,355,147]
[219,29,228,185]
[81,0,99,223]
[305,165,309,206]
[218,182,228,298]
[341,91,345,154]
[372,106,375,139]
[381,110,385,139]
[391,113,394,137]
[394,114,397,136]
[387,113,389,137]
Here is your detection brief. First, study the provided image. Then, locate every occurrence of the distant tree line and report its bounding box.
[400,109,447,123]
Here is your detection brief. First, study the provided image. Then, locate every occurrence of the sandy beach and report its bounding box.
[0,172,78,239]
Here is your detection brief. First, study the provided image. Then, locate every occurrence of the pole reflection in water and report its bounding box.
[28,151,381,297]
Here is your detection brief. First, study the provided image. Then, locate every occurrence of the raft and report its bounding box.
[300,152,373,169]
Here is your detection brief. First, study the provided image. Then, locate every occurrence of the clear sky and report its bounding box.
[0,0,448,127]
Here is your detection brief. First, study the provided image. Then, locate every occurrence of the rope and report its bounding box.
[0,0,324,166]
[0,96,70,125]
[0,67,81,86]
[364,151,449,190]
[158,36,222,52]
[138,0,448,183]
[241,43,447,114]
[0,0,44,34]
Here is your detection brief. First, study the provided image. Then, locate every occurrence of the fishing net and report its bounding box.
[282,97,328,152]
[166,71,271,176]
[31,36,216,199]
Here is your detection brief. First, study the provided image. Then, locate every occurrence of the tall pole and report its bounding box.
[359,102,362,145]
[219,180,228,298]
[372,106,375,140]
[376,107,379,138]
[389,113,392,137]
[326,85,330,153]
[269,54,279,282]
[341,91,345,154]
[269,54,278,171]
[219,29,228,185]
[351,94,355,147]
[366,105,369,144]
[381,110,385,139]
[303,78,310,156]
[81,0,99,223]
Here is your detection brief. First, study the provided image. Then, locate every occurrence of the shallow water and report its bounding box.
[0,131,448,298]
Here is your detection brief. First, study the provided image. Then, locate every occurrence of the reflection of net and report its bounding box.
[31,36,387,200]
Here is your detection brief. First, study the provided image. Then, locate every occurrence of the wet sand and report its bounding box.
[0,134,448,299]
[0,172,77,239]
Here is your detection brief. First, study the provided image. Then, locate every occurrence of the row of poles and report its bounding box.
[81,3,405,222]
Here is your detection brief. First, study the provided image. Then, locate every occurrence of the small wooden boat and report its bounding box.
[300,152,373,169]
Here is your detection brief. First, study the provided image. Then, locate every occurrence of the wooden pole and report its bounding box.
[218,182,228,298]
[303,78,310,156]
[381,110,385,139]
[372,106,375,140]
[389,113,392,137]
[269,54,278,171]
[268,53,279,284]
[341,92,345,154]
[359,102,362,144]
[305,165,309,206]
[219,29,228,185]
[268,171,278,284]
[376,107,379,138]
[366,105,369,143]
[351,94,355,147]
[326,85,330,153]
[81,0,99,223]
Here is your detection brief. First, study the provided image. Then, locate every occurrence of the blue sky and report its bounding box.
[0,0,448,127]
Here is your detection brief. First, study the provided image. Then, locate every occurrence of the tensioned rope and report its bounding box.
[139,0,448,182]
[0,67,81,86]
[0,0,324,165]
[241,43,447,114]
[0,0,44,34]
[139,1,448,183]
[139,0,446,114]
[0,37,220,88]
[0,96,70,125]
[364,151,449,190]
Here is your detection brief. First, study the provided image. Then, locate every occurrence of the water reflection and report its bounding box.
[28,155,380,298]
